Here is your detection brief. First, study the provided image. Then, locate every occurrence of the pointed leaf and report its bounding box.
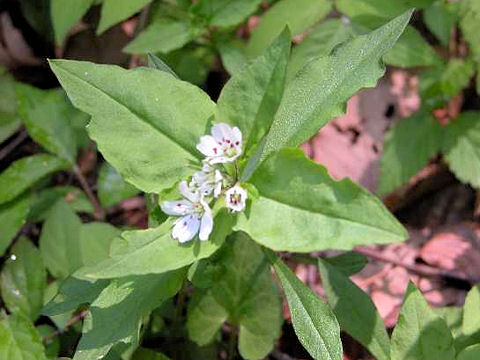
[1,237,46,321]
[235,149,407,252]
[217,28,291,157]
[0,196,29,256]
[97,0,152,34]
[51,0,95,45]
[247,0,331,58]
[97,163,139,208]
[391,283,455,360]
[268,252,342,360]
[318,259,390,360]
[187,233,282,359]
[255,11,412,165]
[424,1,458,46]
[0,154,69,205]
[191,0,262,28]
[147,53,178,78]
[49,60,215,193]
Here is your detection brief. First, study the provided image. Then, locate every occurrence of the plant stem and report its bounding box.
[228,325,237,360]
[42,310,88,344]
[174,280,187,327]
[0,129,28,161]
[73,165,105,221]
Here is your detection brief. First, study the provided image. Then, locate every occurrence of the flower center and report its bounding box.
[229,191,242,205]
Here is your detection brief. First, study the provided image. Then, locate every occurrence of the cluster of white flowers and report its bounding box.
[161,123,248,243]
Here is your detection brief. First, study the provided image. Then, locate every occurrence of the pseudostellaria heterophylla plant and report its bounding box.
[44,11,413,360]
[161,123,248,242]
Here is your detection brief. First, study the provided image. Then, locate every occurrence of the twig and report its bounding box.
[271,349,297,360]
[0,130,28,161]
[73,165,105,220]
[354,246,477,284]
[42,310,88,344]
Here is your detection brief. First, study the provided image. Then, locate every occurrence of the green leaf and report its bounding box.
[97,0,153,34]
[254,11,412,166]
[79,209,233,279]
[391,282,455,360]
[36,324,60,359]
[323,252,367,276]
[435,307,463,340]
[42,277,109,317]
[42,282,74,329]
[123,18,195,54]
[16,84,78,164]
[235,149,407,252]
[318,259,390,360]
[73,270,185,360]
[28,186,94,221]
[459,0,480,92]
[247,0,331,58]
[457,344,480,360]
[442,112,480,188]
[50,0,95,45]
[0,68,21,143]
[1,237,46,321]
[79,222,121,266]
[49,59,215,194]
[420,59,474,109]
[217,40,249,76]
[378,112,443,195]
[424,1,458,46]
[0,313,48,360]
[187,233,282,359]
[384,26,441,68]
[39,198,83,279]
[0,196,29,256]
[216,28,291,157]
[191,0,262,28]
[462,284,480,337]
[147,53,178,78]
[98,163,139,208]
[132,348,171,360]
[287,19,355,82]
[268,252,342,360]
[0,154,69,205]
[336,0,433,29]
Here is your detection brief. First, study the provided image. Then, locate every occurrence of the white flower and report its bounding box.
[161,181,213,243]
[190,163,223,198]
[225,185,247,212]
[196,123,242,164]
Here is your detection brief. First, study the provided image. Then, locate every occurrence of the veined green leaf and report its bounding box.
[0,196,29,256]
[442,112,480,188]
[384,26,442,68]
[1,237,46,321]
[235,149,407,252]
[323,252,367,276]
[79,222,121,266]
[0,67,21,143]
[49,59,215,193]
[98,163,139,209]
[51,0,95,45]
[247,0,331,58]
[254,11,412,168]
[39,198,83,279]
[459,0,480,93]
[217,40,249,76]
[0,154,70,205]
[318,259,390,360]
[191,0,262,28]
[378,112,443,196]
[123,18,195,54]
[73,270,185,360]
[391,283,455,360]
[187,233,282,359]
[80,210,233,279]
[0,313,48,360]
[217,28,291,157]
[147,53,178,78]
[97,0,152,34]
[268,252,342,360]
[424,1,459,46]
[287,19,355,81]
[16,84,77,164]
[462,284,480,337]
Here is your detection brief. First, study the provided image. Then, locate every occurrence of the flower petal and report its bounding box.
[225,185,248,212]
[199,203,213,241]
[161,200,193,216]
[211,123,233,143]
[197,135,223,157]
[172,215,200,243]
[179,181,199,203]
